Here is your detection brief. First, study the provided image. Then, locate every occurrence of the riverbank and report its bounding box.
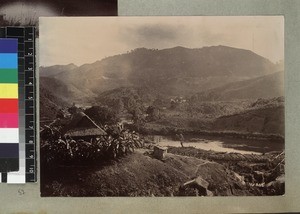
[134,123,284,143]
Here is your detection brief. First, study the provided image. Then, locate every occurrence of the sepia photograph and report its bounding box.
[39,16,284,197]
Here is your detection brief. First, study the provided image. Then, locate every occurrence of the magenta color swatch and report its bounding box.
[0,113,18,128]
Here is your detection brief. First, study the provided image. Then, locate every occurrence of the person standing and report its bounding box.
[179,133,184,147]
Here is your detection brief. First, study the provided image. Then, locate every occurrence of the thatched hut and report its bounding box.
[62,112,106,141]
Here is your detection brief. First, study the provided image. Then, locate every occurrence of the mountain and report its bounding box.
[40,63,77,77]
[192,71,284,101]
[44,46,278,100]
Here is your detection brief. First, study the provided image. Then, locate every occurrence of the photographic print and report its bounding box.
[39,16,284,197]
[0,0,117,26]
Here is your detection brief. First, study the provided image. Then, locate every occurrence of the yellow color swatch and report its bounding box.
[0,83,18,98]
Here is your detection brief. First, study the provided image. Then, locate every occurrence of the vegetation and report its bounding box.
[40,103,145,166]
[41,124,143,166]
[84,106,118,126]
[39,45,285,196]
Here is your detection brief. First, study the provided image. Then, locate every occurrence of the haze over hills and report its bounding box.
[40,76,97,104]
[40,63,78,77]
[40,45,279,102]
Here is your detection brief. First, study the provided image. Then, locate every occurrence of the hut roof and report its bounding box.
[183,176,209,189]
[65,128,106,138]
[62,112,106,137]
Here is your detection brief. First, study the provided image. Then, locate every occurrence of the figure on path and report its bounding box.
[179,133,184,147]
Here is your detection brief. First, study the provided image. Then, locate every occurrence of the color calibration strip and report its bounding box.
[0,27,36,183]
[0,39,19,177]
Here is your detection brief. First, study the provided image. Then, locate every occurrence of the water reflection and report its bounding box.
[154,135,283,155]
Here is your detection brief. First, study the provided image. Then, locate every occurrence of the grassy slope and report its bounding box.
[213,106,284,136]
[41,151,250,197]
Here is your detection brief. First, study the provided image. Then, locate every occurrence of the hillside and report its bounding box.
[41,151,254,196]
[40,76,97,104]
[44,45,278,98]
[96,86,158,111]
[213,104,284,136]
[192,71,284,101]
[39,86,69,121]
[39,76,96,121]
[40,63,77,77]
[39,46,284,136]
[140,97,284,136]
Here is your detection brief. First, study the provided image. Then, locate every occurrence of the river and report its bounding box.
[153,135,284,155]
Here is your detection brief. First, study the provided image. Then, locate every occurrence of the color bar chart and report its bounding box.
[0,39,19,173]
[0,27,36,183]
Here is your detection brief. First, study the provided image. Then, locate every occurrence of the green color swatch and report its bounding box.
[0,69,18,83]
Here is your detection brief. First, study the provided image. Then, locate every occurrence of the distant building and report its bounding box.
[62,112,106,141]
[170,97,187,107]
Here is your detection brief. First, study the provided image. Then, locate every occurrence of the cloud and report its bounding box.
[121,23,187,48]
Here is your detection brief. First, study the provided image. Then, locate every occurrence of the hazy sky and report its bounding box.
[39,16,284,67]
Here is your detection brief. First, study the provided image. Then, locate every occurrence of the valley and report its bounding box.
[40,45,284,196]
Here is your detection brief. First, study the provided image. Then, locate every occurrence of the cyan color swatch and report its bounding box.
[0,54,18,69]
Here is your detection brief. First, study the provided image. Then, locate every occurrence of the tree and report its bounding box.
[68,103,80,115]
[104,98,124,114]
[84,106,118,126]
[146,106,160,121]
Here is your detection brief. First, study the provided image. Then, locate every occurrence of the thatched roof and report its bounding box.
[62,112,106,137]
[65,128,107,137]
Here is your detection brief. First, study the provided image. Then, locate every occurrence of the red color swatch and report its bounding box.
[0,99,18,113]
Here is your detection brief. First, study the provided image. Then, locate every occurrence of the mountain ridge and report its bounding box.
[40,45,279,101]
